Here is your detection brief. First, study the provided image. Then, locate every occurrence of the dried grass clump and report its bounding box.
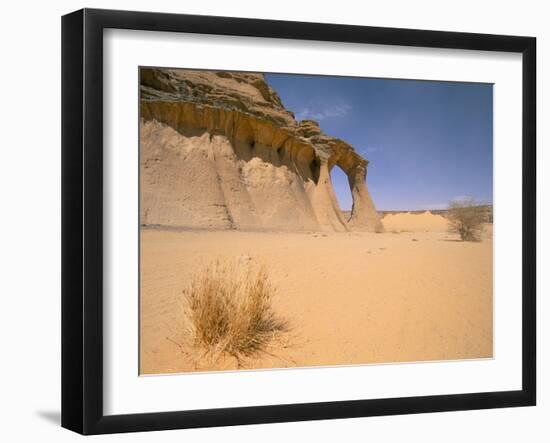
[180,260,287,364]
[447,197,485,241]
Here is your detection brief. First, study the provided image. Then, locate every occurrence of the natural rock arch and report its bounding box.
[329,164,353,213]
[140,68,383,232]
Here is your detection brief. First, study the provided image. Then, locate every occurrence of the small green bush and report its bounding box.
[447,197,485,241]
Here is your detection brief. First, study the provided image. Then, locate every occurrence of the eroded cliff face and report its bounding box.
[140,68,382,232]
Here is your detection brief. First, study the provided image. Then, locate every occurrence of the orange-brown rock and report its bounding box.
[140,68,382,232]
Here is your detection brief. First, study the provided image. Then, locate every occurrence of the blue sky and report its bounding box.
[265,73,493,211]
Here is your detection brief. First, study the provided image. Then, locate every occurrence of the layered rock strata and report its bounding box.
[140,68,381,232]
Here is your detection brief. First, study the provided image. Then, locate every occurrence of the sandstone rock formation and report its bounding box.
[140,68,382,232]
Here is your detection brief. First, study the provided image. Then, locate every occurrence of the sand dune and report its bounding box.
[381,211,450,232]
[140,227,493,374]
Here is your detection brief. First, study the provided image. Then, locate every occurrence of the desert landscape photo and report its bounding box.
[139,68,493,375]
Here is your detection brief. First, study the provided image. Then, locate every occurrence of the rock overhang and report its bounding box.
[139,68,382,232]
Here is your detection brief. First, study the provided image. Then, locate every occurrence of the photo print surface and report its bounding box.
[139,68,493,375]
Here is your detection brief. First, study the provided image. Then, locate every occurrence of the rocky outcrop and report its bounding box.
[140,68,382,232]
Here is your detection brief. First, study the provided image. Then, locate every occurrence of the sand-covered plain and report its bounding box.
[140,214,493,375]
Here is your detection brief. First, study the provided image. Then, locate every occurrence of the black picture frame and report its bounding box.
[61,8,536,435]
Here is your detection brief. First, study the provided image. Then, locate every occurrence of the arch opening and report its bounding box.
[330,166,353,215]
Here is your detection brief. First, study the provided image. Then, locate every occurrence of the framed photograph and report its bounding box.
[62,8,536,435]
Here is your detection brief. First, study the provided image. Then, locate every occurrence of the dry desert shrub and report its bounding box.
[447,197,485,241]
[180,259,288,364]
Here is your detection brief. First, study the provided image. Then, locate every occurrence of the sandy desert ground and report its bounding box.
[140,212,493,375]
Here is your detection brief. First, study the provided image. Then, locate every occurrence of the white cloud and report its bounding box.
[297,103,351,121]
